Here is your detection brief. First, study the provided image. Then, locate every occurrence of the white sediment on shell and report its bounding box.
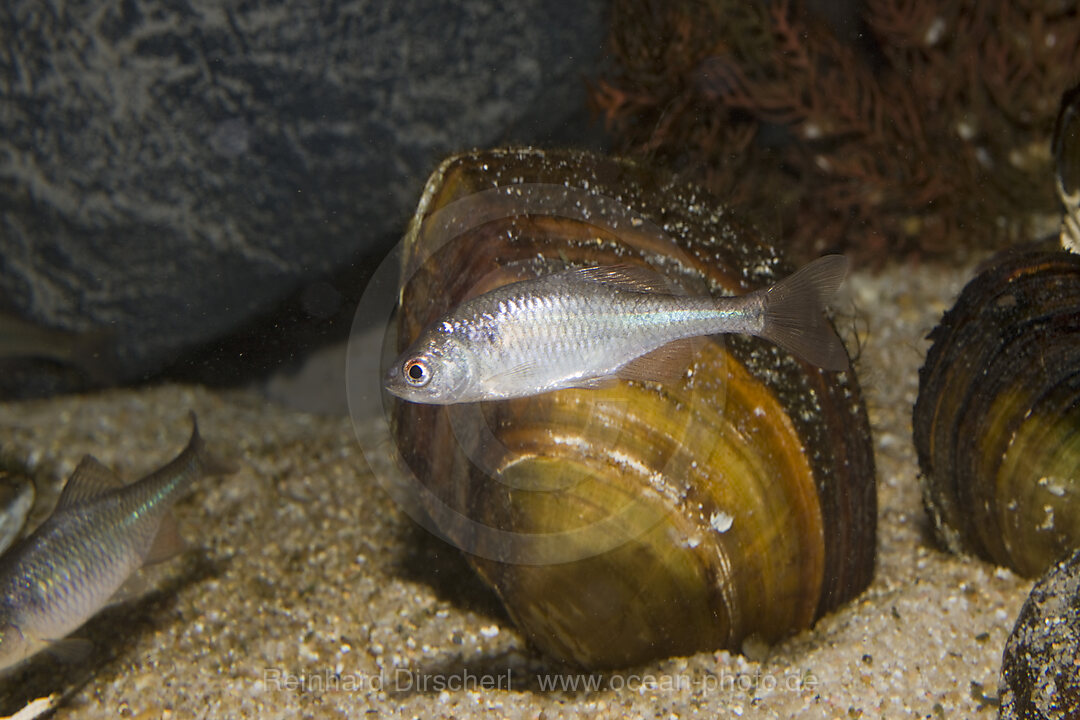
[710,511,734,534]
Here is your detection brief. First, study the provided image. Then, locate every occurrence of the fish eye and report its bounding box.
[403,358,431,387]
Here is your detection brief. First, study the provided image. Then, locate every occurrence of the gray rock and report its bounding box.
[0,0,607,388]
[999,548,1080,719]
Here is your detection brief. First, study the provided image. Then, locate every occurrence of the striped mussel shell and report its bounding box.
[387,148,876,669]
[914,247,1080,578]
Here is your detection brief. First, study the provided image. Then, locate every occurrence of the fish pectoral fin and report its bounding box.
[615,338,702,384]
[143,512,187,565]
[56,456,126,509]
[568,265,686,294]
[485,362,539,388]
[43,637,93,664]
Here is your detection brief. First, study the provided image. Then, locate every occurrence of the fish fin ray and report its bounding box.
[566,375,620,390]
[143,512,187,565]
[759,255,850,371]
[56,456,125,509]
[615,338,701,384]
[106,573,152,606]
[44,637,93,664]
[484,362,539,389]
[569,265,686,294]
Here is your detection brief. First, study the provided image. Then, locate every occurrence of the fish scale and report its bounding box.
[11,498,155,641]
[486,282,718,372]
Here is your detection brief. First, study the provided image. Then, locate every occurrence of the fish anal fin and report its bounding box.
[143,512,186,565]
[566,376,620,391]
[570,265,687,295]
[616,338,701,384]
[44,637,93,664]
[107,572,151,606]
[56,456,125,509]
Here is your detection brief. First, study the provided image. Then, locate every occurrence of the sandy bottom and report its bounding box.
[0,259,1031,719]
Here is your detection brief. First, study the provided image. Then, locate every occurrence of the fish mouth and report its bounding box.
[383,363,408,398]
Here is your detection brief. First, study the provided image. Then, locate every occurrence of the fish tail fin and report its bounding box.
[186,412,239,477]
[757,255,850,371]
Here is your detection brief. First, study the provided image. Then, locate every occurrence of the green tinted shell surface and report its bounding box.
[915,248,1080,578]
[389,148,876,669]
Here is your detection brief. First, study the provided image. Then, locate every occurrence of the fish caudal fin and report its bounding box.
[758,255,850,371]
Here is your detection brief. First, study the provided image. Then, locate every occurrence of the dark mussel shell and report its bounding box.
[388,148,876,669]
[914,247,1080,578]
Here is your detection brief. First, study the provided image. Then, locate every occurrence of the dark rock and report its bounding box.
[0,0,608,393]
[999,547,1080,719]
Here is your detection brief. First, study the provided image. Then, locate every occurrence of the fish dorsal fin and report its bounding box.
[56,456,125,509]
[615,338,701,384]
[569,265,685,294]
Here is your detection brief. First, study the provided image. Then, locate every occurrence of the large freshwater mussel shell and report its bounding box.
[388,148,876,669]
[914,247,1080,578]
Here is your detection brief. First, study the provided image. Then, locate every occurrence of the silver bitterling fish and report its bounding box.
[385,254,850,404]
[0,415,233,672]
[0,313,114,383]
